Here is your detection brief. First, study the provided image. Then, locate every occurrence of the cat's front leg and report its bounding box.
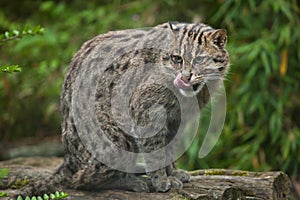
[140,134,168,192]
[165,135,191,184]
[166,162,191,183]
[146,160,184,192]
[142,134,183,192]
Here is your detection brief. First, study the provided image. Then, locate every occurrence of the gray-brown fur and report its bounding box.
[21,22,229,196]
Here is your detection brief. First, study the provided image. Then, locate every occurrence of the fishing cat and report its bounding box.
[22,21,229,196]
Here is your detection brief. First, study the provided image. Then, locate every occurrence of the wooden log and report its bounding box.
[184,169,291,199]
[0,157,292,199]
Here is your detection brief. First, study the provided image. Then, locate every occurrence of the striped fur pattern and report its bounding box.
[20,22,229,197]
[168,22,229,96]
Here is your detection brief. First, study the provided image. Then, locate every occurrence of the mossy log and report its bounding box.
[0,157,291,199]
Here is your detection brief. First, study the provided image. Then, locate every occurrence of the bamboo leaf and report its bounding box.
[280,1,293,20]
[282,136,290,160]
[260,51,271,76]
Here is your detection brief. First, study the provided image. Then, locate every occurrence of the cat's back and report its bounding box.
[71,23,170,66]
[62,23,172,106]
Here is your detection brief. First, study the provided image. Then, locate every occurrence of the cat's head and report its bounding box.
[168,22,229,97]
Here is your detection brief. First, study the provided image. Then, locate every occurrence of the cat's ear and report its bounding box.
[168,21,180,34]
[205,29,227,49]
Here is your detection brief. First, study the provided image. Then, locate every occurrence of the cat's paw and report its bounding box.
[172,169,190,183]
[168,176,183,189]
[130,179,150,192]
[152,176,171,192]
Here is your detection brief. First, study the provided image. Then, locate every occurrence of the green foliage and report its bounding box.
[0,65,22,73]
[0,168,9,197]
[0,168,9,179]
[0,192,7,198]
[13,191,68,200]
[0,0,213,139]
[0,26,44,73]
[0,168,67,199]
[11,176,29,189]
[181,0,300,177]
[0,0,299,181]
[0,25,45,45]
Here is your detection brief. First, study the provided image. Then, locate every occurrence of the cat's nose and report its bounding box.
[181,69,192,82]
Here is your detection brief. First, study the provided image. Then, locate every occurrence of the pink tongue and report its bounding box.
[173,73,191,89]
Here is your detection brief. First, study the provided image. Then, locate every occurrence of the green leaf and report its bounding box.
[0,65,22,73]
[4,31,9,38]
[59,192,68,198]
[260,51,271,76]
[17,196,23,200]
[49,193,55,199]
[0,168,10,179]
[13,29,20,36]
[282,136,290,160]
[55,191,61,198]
[279,1,293,20]
[43,194,49,200]
[0,25,45,45]
[0,192,8,197]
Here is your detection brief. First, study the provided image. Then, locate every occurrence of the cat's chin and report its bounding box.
[179,82,204,97]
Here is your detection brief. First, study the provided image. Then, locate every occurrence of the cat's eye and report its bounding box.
[193,56,205,64]
[171,55,183,64]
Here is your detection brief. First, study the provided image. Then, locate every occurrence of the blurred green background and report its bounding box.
[0,0,299,187]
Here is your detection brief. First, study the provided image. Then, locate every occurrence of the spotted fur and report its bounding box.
[20,22,229,196]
